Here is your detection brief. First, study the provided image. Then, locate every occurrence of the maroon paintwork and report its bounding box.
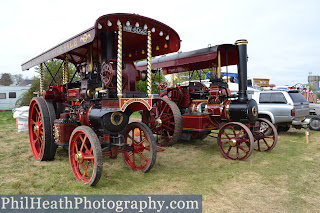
[135,44,237,75]
[136,44,238,136]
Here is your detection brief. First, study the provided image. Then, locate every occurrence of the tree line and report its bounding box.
[0,73,27,86]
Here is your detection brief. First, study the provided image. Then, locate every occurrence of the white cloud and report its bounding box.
[0,0,319,85]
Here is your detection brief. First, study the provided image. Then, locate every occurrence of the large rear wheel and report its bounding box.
[28,97,56,161]
[142,98,182,147]
[69,126,103,186]
[252,118,278,152]
[217,122,254,160]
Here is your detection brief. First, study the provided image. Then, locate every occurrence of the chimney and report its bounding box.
[235,39,248,102]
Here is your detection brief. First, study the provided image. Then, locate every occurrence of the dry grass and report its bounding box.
[1,111,320,212]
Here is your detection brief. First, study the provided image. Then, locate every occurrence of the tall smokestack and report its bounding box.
[235,39,248,102]
[100,31,115,62]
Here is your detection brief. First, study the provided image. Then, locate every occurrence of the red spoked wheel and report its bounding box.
[142,98,182,147]
[69,126,103,186]
[217,122,254,160]
[123,122,157,172]
[157,82,168,91]
[101,60,116,88]
[252,118,278,152]
[28,97,56,161]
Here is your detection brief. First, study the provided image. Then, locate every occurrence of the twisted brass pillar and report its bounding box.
[117,25,123,98]
[147,30,152,98]
[217,50,221,79]
[39,63,43,97]
[63,53,69,84]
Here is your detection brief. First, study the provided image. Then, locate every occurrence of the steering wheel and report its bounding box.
[157,82,168,91]
[101,60,117,88]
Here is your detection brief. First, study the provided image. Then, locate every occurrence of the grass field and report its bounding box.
[1,110,320,212]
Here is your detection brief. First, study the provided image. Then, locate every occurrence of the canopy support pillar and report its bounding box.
[63,53,69,84]
[147,30,152,98]
[117,25,123,98]
[39,63,44,97]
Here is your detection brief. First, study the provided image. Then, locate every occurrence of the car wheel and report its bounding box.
[308,117,320,131]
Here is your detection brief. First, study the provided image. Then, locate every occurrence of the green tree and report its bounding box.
[136,69,167,94]
[0,73,13,86]
[12,74,24,85]
[17,59,76,106]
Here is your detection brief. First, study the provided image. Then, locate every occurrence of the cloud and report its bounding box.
[0,0,319,86]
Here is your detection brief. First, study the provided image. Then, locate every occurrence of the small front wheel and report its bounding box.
[69,126,103,186]
[123,122,157,172]
[217,122,254,160]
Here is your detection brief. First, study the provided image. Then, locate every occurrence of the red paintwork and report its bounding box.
[95,13,180,61]
[120,98,152,112]
[135,44,237,75]
[67,89,80,101]
[182,115,218,131]
[28,99,44,160]
[207,104,221,116]
[43,86,63,101]
[209,85,219,97]
[122,123,152,171]
[53,121,77,146]
[69,128,96,184]
[102,99,119,108]
[122,58,139,92]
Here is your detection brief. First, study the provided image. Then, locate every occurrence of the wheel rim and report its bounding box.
[253,118,277,152]
[217,122,253,160]
[310,118,320,129]
[142,98,181,147]
[123,124,153,171]
[28,100,44,160]
[69,130,96,184]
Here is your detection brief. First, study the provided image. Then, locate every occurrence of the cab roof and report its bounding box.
[21,13,181,71]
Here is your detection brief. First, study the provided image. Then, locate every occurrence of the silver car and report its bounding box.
[251,90,309,132]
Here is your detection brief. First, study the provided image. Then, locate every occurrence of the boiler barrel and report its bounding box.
[88,107,129,134]
[228,99,258,123]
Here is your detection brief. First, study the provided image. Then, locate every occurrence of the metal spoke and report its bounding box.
[161,115,174,122]
[236,146,239,159]
[81,162,91,179]
[223,131,231,140]
[162,124,174,132]
[226,145,232,155]
[263,138,270,148]
[137,152,148,162]
[159,103,168,118]
[137,138,147,146]
[235,129,244,139]
[237,144,248,153]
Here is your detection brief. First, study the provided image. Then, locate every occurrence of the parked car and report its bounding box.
[251,90,309,132]
[306,103,320,131]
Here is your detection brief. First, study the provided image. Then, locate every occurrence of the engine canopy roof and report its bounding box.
[21,13,181,71]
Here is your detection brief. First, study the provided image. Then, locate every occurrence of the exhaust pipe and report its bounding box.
[235,39,248,102]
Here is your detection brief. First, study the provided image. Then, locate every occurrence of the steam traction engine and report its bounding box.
[137,40,278,160]
[21,13,181,185]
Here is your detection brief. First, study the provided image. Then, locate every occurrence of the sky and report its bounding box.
[0,0,319,86]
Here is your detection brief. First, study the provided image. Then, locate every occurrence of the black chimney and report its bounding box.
[235,39,248,102]
[100,31,115,62]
